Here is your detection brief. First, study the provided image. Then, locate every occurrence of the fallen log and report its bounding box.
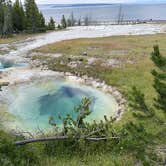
[15,136,120,146]
[15,136,68,145]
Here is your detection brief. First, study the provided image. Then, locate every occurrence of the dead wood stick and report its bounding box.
[15,136,120,146]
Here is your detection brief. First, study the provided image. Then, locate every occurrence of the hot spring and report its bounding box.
[0,78,118,132]
[0,60,28,70]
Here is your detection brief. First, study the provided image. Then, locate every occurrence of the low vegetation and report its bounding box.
[34,34,166,99]
[0,34,166,165]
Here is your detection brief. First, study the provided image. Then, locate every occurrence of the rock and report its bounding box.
[0,81,9,90]
[119,99,126,105]
[83,52,88,56]
[117,109,122,115]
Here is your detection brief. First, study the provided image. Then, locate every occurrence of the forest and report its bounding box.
[0,0,48,37]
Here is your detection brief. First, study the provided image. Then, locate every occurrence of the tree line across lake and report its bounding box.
[0,0,91,38]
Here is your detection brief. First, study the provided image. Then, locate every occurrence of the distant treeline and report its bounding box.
[60,12,91,29]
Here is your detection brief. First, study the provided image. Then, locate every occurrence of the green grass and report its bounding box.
[41,154,135,166]
[35,34,165,101]
[35,34,166,98]
[0,34,30,44]
[1,34,166,165]
[0,32,50,44]
[34,34,166,116]
[34,33,166,140]
[35,34,166,59]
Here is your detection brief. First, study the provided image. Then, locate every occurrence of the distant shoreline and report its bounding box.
[38,3,166,8]
[39,3,166,23]
[87,20,166,26]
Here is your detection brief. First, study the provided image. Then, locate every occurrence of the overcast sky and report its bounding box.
[35,0,166,4]
[11,0,166,4]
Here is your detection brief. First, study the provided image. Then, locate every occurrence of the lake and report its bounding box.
[38,4,166,23]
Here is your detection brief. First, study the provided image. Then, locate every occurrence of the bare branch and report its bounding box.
[86,137,120,141]
[15,135,120,146]
[15,136,69,146]
[85,128,104,137]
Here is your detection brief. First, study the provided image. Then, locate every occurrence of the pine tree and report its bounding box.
[24,0,45,32]
[84,16,90,26]
[2,0,13,37]
[67,18,72,27]
[78,18,81,26]
[47,17,55,30]
[13,0,25,32]
[61,15,67,29]
[70,12,75,26]
[1,0,47,37]
[67,12,75,27]
[0,1,4,36]
[37,11,46,32]
[151,45,166,112]
[25,0,37,32]
[57,24,62,30]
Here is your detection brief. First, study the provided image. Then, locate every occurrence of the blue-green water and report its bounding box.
[0,60,28,70]
[1,78,118,132]
[0,61,14,70]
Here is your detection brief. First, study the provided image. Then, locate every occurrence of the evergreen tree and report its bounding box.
[47,17,55,30]
[67,12,76,27]
[24,0,45,32]
[84,16,90,26]
[151,45,166,112]
[67,18,72,27]
[13,0,25,32]
[25,0,38,32]
[128,86,155,119]
[70,12,75,26]
[37,11,46,32]
[57,24,62,30]
[61,15,67,29]
[2,0,13,37]
[0,1,4,36]
[78,18,81,26]
[0,0,47,37]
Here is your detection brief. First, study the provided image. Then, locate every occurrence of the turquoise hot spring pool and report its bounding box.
[0,78,118,132]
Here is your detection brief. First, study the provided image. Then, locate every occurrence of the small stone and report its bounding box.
[83,52,88,56]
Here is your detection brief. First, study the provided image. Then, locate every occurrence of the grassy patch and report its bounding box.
[1,34,165,165]
[34,34,166,101]
[0,32,46,44]
[34,34,166,114]
[0,34,29,44]
[35,34,166,59]
[33,33,166,144]
[42,153,135,166]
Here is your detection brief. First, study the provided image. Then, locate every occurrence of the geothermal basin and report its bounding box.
[0,77,118,132]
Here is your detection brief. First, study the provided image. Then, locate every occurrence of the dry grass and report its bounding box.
[35,34,166,59]
[33,33,166,137]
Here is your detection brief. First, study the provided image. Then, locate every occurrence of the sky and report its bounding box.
[11,0,166,4]
[34,0,166,4]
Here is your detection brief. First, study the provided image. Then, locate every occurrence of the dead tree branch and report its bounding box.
[15,136,120,146]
